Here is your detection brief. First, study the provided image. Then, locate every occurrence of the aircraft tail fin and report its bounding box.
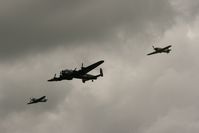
[100,68,103,77]
[81,63,85,70]
[166,49,171,53]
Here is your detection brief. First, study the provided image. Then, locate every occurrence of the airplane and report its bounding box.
[147,45,172,55]
[27,96,47,105]
[48,60,104,83]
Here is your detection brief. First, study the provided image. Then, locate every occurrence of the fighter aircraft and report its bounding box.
[48,60,104,83]
[147,45,172,55]
[27,96,47,104]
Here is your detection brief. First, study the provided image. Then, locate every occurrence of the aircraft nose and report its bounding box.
[47,79,54,82]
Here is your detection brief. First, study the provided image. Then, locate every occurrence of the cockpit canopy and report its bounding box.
[60,69,73,76]
[154,47,161,51]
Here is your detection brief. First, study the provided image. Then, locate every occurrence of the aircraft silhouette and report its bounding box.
[48,60,104,83]
[27,96,47,104]
[147,45,172,55]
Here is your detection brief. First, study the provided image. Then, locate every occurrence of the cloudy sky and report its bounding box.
[1,0,199,132]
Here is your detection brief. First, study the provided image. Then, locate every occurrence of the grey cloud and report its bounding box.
[1,0,199,133]
[0,52,74,118]
[1,35,199,133]
[171,0,199,20]
[0,0,176,61]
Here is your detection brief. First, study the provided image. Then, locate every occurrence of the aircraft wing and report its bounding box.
[77,60,104,75]
[161,45,172,51]
[147,51,158,55]
[27,96,46,104]
[37,96,46,101]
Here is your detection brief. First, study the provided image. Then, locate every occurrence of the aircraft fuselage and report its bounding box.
[59,71,99,80]
[27,96,47,104]
[48,60,104,83]
[154,46,171,53]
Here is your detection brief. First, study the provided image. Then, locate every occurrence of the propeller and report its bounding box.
[30,97,33,101]
[54,74,56,78]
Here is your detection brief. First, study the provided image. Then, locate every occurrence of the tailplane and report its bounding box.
[100,68,103,77]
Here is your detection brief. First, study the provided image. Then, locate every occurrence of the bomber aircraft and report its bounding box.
[48,60,104,83]
[27,96,47,105]
[147,45,172,55]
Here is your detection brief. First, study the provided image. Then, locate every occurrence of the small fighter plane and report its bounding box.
[27,96,47,105]
[147,45,172,55]
[48,60,104,83]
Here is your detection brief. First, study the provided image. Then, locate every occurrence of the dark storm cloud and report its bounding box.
[0,0,176,60]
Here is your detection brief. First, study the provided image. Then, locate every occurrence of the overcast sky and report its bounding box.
[1,0,199,133]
